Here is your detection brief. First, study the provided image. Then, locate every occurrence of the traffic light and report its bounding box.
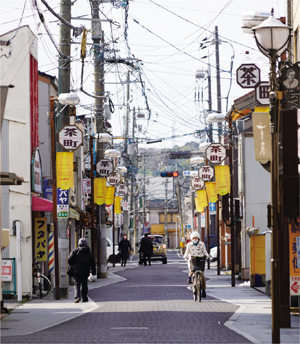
[160,171,179,177]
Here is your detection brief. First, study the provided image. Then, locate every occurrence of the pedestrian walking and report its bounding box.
[118,234,132,267]
[140,233,153,266]
[68,238,96,303]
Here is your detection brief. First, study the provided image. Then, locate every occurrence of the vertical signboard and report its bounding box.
[289,224,300,295]
[57,188,69,218]
[35,217,47,261]
[2,260,13,282]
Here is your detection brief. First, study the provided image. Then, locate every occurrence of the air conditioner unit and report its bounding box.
[69,188,77,207]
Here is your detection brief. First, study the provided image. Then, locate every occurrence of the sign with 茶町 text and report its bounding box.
[206,143,227,164]
[236,63,261,89]
[35,217,47,261]
[59,125,83,150]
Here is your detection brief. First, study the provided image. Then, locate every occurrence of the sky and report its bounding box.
[0,0,287,152]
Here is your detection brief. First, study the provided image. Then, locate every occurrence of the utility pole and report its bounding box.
[50,97,60,300]
[123,71,130,235]
[214,26,222,277]
[57,0,71,298]
[130,107,137,248]
[164,178,168,245]
[90,0,106,278]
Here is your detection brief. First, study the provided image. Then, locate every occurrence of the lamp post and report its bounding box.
[252,9,291,344]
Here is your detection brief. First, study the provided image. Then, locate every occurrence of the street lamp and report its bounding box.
[104,149,121,159]
[97,133,112,143]
[252,9,291,344]
[190,156,205,166]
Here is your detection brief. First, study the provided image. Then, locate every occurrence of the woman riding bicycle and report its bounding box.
[183,231,210,298]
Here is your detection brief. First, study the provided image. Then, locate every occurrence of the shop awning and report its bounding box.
[32,195,53,212]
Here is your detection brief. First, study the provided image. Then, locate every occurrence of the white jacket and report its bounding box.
[183,240,210,261]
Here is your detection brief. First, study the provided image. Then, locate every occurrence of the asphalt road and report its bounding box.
[2,250,251,344]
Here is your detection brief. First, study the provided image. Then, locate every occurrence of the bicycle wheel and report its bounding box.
[192,275,197,301]
[38,275,51,298]
[196,273,201,302]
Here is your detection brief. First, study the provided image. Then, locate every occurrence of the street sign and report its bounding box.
[191,177,204,190]
[107,171,121,185]
[183,171,198,177]
[236,63,261,89]
[198,165,214,181]
[255,81,270,105]
[206,143,227,164]
[82,179,91,193]
[116,184,128,197]
[122,201,129,211]
[96,159,113,177]
[58,125,83,150]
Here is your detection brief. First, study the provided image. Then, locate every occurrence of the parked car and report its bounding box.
[210,246,217,262]
[106,237,120,263]
[138,234,167,264]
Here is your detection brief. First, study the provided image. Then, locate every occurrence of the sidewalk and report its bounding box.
[1,260,299,344]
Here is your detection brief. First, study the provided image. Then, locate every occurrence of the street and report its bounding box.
[2,251,251,344]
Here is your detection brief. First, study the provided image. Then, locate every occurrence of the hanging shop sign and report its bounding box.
[198,165,214,181]
[82,179,91,194]
[59,125,83,150]
[96,159,113,177]
[35,217,47,261]
[206,143,227,164]
[31,147,42,194]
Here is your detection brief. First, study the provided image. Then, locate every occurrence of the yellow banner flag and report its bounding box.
[196,189,208,208]
[56,152,73,190]
[205,182,218,203]
[106,186,115,206]
[215,165,230,195]
[114,196,122,214]
[195,194,204,213]
[94,178,106,205]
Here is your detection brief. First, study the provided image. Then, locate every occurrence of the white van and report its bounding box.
[106,237,119,261]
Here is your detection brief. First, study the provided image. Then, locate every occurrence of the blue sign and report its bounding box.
[209,202,216,212]
[57,189,69,205]
[43,179,53,201]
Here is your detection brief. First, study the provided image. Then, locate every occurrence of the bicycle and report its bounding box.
[32,260,51,299]
[190,255,206,302]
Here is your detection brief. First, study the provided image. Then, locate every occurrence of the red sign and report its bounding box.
[2,260,12,282]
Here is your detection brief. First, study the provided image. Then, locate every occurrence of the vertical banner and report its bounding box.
[215,165,230,196]
[252,112,272,163]
[94,178,106,205]
[114,196,122,214]
[35,217,47,261]
[289,223,300,296]
[56,152,73,190]
[106,186,115,206]
[196,190,208,208]
[205,182,218,203]
[195,195,204,213]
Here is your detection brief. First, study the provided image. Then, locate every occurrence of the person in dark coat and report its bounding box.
[68,238,96,303]
[140,233,153,266]
[118,234,132,267]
